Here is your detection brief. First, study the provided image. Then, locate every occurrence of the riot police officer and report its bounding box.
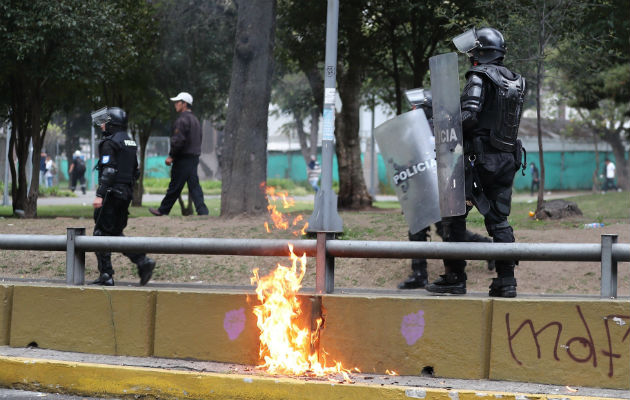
[425,27,526,297]
[398,89,495,290]
[91,107,156,286]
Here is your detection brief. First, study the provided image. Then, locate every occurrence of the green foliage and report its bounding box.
[142,178,222,195]
[38,186,76,198]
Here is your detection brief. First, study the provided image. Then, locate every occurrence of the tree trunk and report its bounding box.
[336,64,372,210]
[534,29,546,216]
[132,119,154,207]
[220,0,276,217]
[592,134,600,192]
[602,130,629,190]
[9,75,46,218]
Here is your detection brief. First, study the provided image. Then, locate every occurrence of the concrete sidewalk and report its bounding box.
[31,190,588,206]
[0,347,626,400]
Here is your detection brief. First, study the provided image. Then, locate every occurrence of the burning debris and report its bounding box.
[261,183,309,237]
[250,184,352,382]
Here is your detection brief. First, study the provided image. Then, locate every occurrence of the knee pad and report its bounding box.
[494,188,513,217]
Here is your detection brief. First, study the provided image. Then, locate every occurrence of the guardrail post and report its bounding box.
[66,227,86,285]
[600,234,618,299]
[315,233,335,294]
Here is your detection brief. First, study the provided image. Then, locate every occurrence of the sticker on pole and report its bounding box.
[322,108,335,141]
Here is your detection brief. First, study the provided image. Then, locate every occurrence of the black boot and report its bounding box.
[426,272,467,295]
[91,272,114,286]
[137,257,156,286]
[398,272,428,289]
[489,277,517,298]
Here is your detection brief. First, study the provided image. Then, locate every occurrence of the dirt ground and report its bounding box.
[0,210,628,297]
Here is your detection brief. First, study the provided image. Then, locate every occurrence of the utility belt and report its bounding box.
[464,135,526,176]
[463,135,526,217]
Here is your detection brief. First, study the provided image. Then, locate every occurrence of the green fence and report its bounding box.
[57,150,625,191]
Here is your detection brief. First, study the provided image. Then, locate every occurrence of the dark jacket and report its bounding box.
[169,111,202,158]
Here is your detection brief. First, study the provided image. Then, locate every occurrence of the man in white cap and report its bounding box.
[149,92,209,216]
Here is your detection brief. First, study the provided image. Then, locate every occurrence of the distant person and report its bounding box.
[307,155,321,192]
[91,106,156,286]
[39,151,47,187]
[604,158,618,191]
[68,150,87,194]
[149,92,209,216]
[44,155,56,188]
[530,162,539,196]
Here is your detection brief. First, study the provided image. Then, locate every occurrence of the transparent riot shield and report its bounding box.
[429,52,466,217]
[374,109,441,234]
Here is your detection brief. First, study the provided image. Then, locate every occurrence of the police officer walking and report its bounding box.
[91,107,156,286]
[425,27,526,297]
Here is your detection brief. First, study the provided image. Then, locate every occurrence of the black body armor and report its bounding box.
[98,130,138,186]
[466,64,526,152]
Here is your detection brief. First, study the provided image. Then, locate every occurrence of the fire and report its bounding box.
[251,184,350,381]
[251,244,351,380]
[261,183,308,236]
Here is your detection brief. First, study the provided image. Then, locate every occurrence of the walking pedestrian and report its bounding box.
[149,92,209,216]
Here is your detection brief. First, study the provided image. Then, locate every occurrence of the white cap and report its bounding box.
[73,150,81,157]
[170,92,193,105]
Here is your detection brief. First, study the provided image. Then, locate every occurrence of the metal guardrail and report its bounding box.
[0,229,627,298]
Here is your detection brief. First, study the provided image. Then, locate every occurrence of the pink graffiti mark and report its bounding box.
[401,310,425,345]
[506,305,630,378]
[224,307,246,341]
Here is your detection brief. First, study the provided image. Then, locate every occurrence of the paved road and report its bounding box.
[0,388,117,399]
[30,190,586,207]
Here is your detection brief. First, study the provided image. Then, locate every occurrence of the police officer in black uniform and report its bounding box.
[425,27,526,297]
[91,107,156,286]
[399,90,495,290]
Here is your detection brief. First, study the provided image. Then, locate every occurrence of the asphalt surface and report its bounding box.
[0,346,628,399]
[31,189,581,206]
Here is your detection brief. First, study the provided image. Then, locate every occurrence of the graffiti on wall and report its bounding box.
[505,305,629,378]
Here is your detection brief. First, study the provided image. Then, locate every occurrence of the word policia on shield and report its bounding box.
[250,184,356,382]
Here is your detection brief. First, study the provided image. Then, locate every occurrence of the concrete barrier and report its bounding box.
[490,298,630,389]
[0,285,12,345]
[320,295,492,379]
[9,285,155,356]
[1,283,628,390]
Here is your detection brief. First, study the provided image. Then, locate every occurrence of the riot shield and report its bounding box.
[374,109,441,234]
[429,52,466,217]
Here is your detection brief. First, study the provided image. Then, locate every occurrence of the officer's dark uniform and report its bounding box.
[92,107,155,286]
[426,28,526,297]
[153,110,208,216]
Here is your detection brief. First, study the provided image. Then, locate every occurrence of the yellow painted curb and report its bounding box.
[0,356,624,400]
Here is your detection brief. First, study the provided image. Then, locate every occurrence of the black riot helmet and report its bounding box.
[452,27,506,65]
[91,106,128,135]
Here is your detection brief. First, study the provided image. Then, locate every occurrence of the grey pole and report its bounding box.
[307,0,343,294]
[3,122,10,206]
[90,125,95,190]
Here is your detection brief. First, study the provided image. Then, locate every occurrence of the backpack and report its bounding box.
[50,162,57,176]
[75,158,86,174]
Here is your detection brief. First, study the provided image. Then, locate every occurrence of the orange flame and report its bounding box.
[261,183,308,236]
[252,183,351,381]
[251,244,351,380]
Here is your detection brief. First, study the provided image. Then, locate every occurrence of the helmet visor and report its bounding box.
[91,107,110,127]
[452,29,479,53]
[404,88,428,108]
